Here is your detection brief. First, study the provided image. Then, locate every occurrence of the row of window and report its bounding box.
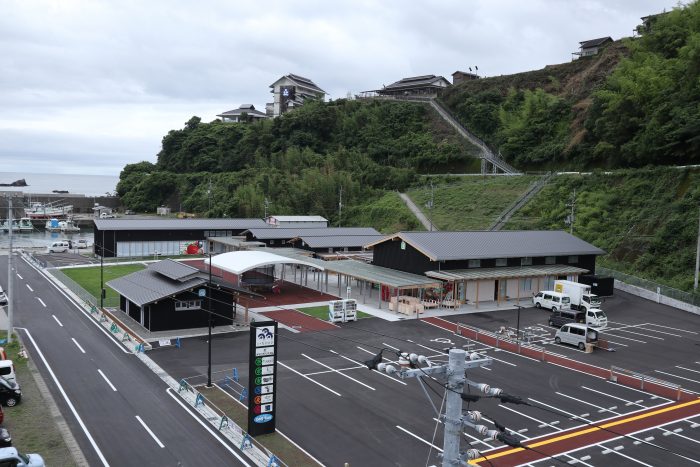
[175,300,202,311]
[204,230,234,238]
[467,256,578,268]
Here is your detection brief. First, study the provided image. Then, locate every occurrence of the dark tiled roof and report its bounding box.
[367,231,605,261]
[217,105,267,118]
[272,74,325,94]
[293,234,384,248]
[107,268,206,307]
[579,37,613,48]
[384,75,449,90]
[148,259,200,281]
[245,227,380,240]
[94,218,268,231]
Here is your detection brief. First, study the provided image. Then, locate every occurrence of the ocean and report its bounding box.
[0,171,119,197]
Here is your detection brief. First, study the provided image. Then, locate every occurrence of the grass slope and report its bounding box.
[62,264,145,302]
[344,191,424,233]
[407,175,538,230]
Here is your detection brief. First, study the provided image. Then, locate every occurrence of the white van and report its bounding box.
[555,323,599,350]
[0,361,16,384]
[533,291,571,312]
[48,241,69,253]
[585,308,608,329]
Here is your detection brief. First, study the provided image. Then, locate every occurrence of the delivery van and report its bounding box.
[48,241,69,253]
[533,291,571,312]
[555,323,599,351]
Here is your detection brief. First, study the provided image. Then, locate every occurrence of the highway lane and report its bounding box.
[0,254,249,466]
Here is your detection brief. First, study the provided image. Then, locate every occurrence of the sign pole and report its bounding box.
[248,320,278,436]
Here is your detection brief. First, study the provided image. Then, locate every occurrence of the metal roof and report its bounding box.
[269,249,441,289]
[383,75,450,90]
[579,37,613,48]
[107,268,206,307]
[267,215,328,222]
[426,264,589,281]
[245,227,380,240]
[365,231,605,261]
[292,235,384,249]
[94,218,268,231]
[209,237,266,248]
[217,105,268,118]
[207,251,323,275]
[148,259,200,281]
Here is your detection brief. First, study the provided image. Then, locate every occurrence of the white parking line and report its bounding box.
[676,366,700,375]
[605,380,673,401]
[36,297,47,307]
[305,365,365,376]
[135,415,164,448]
[498,404,562,431]
[72,338,86,354]
[52,315,63,327]
[555,392,620,415]
[655,370,700,385]
[644,323,698,334]
[97,369,118,392]
[26,284,34,292]
[396,425,443,452]
[382,342,401,351]
[599,443,653,466]
[449,334,518,366]
[302,354,375,390]
[600,332,646,343]
[334,349,407,385]
[16,273,22,280]
[18,328,110,466]
[635,326,684,337]
[613,328,664,340]
[278,361,341,396]
[581,386,645,408]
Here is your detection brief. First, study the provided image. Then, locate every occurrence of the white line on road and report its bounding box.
[635,326,684,337]
[302,353,375,390]
[135,415,164,448]
[72,338,86,354]
[16,273,22,280]
[36,297,47,307]
[644,323,698,334]
[605,381,673,401]
[17,328,110,466]
[26,284,34,292]
[655,370,700,385]
[676,366,700,375]
[396,425,443,452]
[165,389,251,466]
[334,349,407,385]
[555,391,620,415]
[600,332,646,343]
[382,342,401,351]
[278,361,341,396]
[581,386,645,408]
[613,328,664,340]
[499,404,562,431]
[97,369,117,392]
[52,315,63,327]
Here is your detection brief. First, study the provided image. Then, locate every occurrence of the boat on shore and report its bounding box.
[60,218,80,233]
[45,218,61,232]
[1,220,19,233]
[24,201,73,220]
[18,218,33,232]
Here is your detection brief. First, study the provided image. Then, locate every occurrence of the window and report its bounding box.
[520,278,532,291]
[270,240,276,245]
[495,258,507,267]
[521,257,533,266]
[175,300,202,311]
[545,256,555,265]
[468,259,481,268]
[568,255,579,264]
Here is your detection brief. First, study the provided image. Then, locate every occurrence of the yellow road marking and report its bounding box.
[470,398,700,464]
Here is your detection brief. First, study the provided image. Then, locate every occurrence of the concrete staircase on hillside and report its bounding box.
[489,174,551,231]
[398,192,437,231]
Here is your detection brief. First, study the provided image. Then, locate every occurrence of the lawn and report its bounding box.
[62,264,145,303]
[296,305,371,320]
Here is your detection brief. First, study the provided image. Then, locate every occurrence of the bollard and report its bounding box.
[233,368,239,382]
[240,434,253,451]
[110,323,118,333]
[175,337,181,348]
[178,379,188,393]
[219,415,229,430]
[195,393,204,407]
[239,388,248,402]
[268,455,280,467]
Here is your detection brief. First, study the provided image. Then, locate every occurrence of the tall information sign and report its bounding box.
[247,321,278,436]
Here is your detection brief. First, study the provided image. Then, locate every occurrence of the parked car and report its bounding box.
[0,287,6,306]
[0,447,44,466]
[75,239,90,249]
[555,323,599,350]
[48,241,69,253]
[585,308,608,329]
[548,309,585,328]
[0,428,12,447]
[533,291,571,312]
[0,378,21,407]
[124,209,134,215]
[0,361,15,385]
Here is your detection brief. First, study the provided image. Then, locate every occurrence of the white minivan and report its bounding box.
[585,308,608,329]
[533,291,571,312]
[48,241,69,253]
[555,323,599,350]
[0,361,16,384]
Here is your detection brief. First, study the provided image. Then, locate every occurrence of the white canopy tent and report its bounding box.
[206,250,324,275]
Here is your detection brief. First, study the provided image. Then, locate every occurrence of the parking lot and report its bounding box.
[149,290,700,466]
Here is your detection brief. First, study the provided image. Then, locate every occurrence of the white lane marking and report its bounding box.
[382,342,401,351]
[165,389,251,466]
[36,297,47,307]
[612,328,664,340]
[396,425,443,452]
[657,426,700,445]
[635,326,683,337]
[278,361,341,396]
[26,284,34,292]
[97,369,117,392]
[16,273,23,280]
[52,315,63,327]
[135,415,165,448]
[581,386,645,408]
[305,365,365,376]
[599,443,654,466]
[302,353,375,390]
[437,417,496,448]
[676,366,700,375]
[333,349,407,385]
[19,256,129,353]
[18,328,110,466]
[545,361,605,379]
[605,381,673,401]
[644,323,698,334]
[72,338,86,354]
[498,404,562,431]
[555,392,620,415]
[449,333,518,366]
[600,332,646,343]
[655,370,700,385]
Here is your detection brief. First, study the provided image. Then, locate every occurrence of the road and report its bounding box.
[398,192,435,231]
[0,254,249,466]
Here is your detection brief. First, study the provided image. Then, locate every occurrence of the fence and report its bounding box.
[49,267,120,308]
[597,266,700,307]
[177,377,288,467]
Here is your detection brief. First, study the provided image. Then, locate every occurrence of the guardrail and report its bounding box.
[177,378,287,467]
[597,266,700,307]
[610,366,685,401]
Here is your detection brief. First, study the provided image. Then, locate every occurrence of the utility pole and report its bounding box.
[695,207,700,291]
[6,196,14,344]
[338,186,343,227]
[442,348,466,464]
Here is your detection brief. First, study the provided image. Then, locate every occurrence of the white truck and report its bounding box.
[0,447,45,466]
[554,280,601,312]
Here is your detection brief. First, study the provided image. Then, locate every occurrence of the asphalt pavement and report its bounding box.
[0,254,249,467]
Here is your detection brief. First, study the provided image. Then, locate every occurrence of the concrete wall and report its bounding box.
[614,280,700,316]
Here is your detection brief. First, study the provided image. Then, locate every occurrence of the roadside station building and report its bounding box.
[243,227,380,248]
[366,231,605,307]
[265,215,328,228]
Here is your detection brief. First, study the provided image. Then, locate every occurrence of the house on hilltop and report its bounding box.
[267,74,325,117]
[637,11,668,35]
[451,70,480,85]
[217,104,268,123]
[573,37,613,59]
[370,74,451,98]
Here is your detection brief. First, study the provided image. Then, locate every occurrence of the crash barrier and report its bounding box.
[452,321,694,401]
[177,378,288,467]
[183,369,249,403]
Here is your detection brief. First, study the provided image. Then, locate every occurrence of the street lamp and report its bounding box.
[207,250,213,388]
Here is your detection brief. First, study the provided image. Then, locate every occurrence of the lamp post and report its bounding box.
[207,251,213,388]
[515,304,522,343]
[100,229,105,308]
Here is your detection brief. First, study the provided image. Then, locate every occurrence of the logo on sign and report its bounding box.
[256,326,275,347]
[253,414,273,424]
[255,375,274,385]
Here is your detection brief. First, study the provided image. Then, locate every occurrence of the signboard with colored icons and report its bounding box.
[247,321,278,436]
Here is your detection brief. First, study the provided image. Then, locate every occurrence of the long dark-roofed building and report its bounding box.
[244,227,380,248]
[289,234,384,254]
[373,74,451,97]
[366,230,605,306]
[94,218,268,258]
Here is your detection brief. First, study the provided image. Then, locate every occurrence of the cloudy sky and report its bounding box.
[1,0,672,176]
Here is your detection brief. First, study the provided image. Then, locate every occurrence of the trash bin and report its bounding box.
[584,342,594,353]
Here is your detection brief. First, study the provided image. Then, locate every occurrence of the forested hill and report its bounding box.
[441,1,700,170]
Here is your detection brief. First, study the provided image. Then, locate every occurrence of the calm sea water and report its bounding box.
[0,228,93,250]
[0,171,119,196]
